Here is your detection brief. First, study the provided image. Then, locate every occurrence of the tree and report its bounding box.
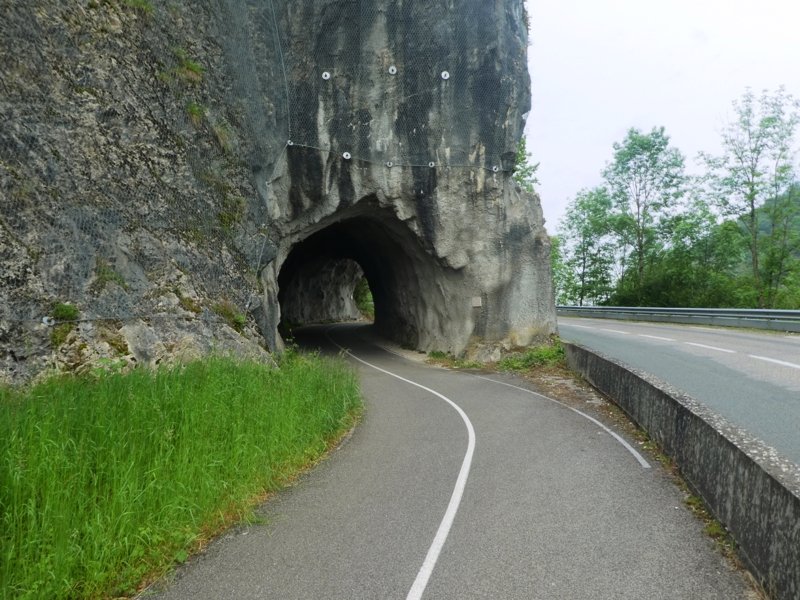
[603,127,686,303]
[761,183,800,307]
[700,87,800,307]
[557,187,615,305]
[549,235,575,305]
[513,136,540,193]
[631,194,746,307]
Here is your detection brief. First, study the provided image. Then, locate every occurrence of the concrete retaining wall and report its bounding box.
[564,343,800,600]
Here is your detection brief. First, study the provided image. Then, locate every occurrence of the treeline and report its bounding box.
[552,88,800,309]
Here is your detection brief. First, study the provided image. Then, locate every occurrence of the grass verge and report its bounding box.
[427,337,566,373]
[496,340,565,372]
[0,352,361,599]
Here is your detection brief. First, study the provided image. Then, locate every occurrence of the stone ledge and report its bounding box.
[564,342,800,600]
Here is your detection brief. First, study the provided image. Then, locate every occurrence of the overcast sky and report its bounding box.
[524,0,800,233]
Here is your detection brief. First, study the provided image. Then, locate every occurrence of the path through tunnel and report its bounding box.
[277,203,468,352]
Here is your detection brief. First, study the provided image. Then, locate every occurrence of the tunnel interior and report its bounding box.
[277,204,464,350]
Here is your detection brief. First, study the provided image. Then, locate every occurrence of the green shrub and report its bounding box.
[186,101,205,126]
[94,259,128,291]
[497,341,565,372]
[173,48,204,84]
[176,291,202,314]
[51,303,79,322]
[211,122,233,153]
[124,0,154,15]
[353,277,374,319]
[217,195,246,231]
[212,300,246,332]
[50,303,79,347]
[50,324,73,347]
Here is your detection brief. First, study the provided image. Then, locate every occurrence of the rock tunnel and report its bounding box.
[0,0,559,382]
[253,0,560,358]
[277,199,469,352]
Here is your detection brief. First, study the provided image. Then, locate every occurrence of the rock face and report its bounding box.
[280,259,364,325]
[0,0,555,382]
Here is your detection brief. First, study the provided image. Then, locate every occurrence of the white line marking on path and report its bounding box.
[748,354,800,370]
[600,328,631,335]
[562,324,595,329]
[685,342,735,354]
[473,376,651,469]
[639,334,675,342]
[325,330,475,600]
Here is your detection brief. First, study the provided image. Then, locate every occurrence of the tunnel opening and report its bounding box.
[279,256,368,327]
[277,203,466,351]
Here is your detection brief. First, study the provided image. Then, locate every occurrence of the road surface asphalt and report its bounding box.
[559,316,800,466]
[144,323,755,599]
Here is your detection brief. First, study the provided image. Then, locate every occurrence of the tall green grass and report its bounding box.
[0,352,361,599]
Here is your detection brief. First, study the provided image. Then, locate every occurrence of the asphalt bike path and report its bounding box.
[145,323,754,599]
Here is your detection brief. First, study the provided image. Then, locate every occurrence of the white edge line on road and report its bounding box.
[639,334,675,342]
[473,375,651,469]
[561,324,594,329]
[684,342,735,354]
[599,328,631,335]
[748,354,800,370]
[325,330,475,600]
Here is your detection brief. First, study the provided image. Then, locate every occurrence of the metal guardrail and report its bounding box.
[557,306,800,333]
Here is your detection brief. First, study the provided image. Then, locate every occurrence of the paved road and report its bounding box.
[145,323,753,599]
[559,316,800,467]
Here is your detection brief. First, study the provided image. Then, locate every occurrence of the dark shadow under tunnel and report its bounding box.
[277,204,460,350]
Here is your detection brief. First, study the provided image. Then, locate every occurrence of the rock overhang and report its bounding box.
[276,199,471,351]
[0,0,555,380]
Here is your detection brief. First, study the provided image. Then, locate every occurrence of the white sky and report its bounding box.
[525,0,800,233]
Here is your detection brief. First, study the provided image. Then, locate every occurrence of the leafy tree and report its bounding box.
[700,87,800,307]
[603,127,686,302]
[353,276,375,319]
[553,90,800,309]
[549,235,575,305]
[625,196,746,307]
[760,183,800,307]
[557,187,615,305]
[513,136,540,193]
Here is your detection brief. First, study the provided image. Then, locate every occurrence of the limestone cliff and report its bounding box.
[0,0,555,382]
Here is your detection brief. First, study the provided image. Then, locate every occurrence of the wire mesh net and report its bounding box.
[0,0,528,333]
[283,1,522,169]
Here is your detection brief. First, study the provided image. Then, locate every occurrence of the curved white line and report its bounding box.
[473,375,651,469]
[325,329,475,600]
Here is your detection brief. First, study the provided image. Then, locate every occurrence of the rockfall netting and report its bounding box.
[0,0,529,335]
